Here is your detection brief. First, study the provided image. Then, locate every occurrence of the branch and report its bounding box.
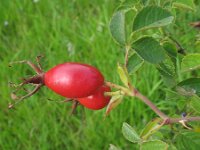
[133,89,200,125]
[134,89,169,119]
[106,81,200,125]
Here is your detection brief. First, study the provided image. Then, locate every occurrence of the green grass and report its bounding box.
[0,0,199,150]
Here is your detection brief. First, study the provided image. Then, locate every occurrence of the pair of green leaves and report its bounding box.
[122,118,162,143]
[176,54,200,97]
[110,6,174,66]
[122,119,170,150]
[121,120,200,150]
[110,6,174,45]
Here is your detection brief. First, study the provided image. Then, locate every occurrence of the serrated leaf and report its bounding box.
[117,64,129,87]
[140,140,169,150]
[190,96,200,114]
[175,132,200,150]
[109,144,121,150]
[140,118,163,140]
[133,6,174,32]
[132,37,166,64]
[127,53,144,74]
[110,11,126,45]
[177,78,200,97]
[122,122,141,143]
[181,54,200,72]
[173,0,195,11]
[106,95,123,115]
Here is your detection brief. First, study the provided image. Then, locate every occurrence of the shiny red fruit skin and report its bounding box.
[77,85,111,110]
[44,62,104,98]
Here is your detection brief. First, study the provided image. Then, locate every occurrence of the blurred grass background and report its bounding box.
[0,0,199,150]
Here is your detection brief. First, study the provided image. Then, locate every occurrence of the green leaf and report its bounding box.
[181,54,200,72]
[157,57,176,87]
[133,6,174,32]
[132,37,166,64]
[109,144,121,150]
[127,53,144,74]
[106,95,123,116]
[190,96,200,114]
[117,63,129,87]
[140,118,163,140]
[122,122,141,143]
[173,0,195,11]
[177,78,200,97]
[175,132,200,150]
[110,11,126,45]
[140,140,169,150]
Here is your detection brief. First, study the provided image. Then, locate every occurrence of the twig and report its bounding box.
[134,89,200,125]
[134,89,169,119]
[106,81,200,125]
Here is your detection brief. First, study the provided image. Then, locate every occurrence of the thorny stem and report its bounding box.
[105,81,200,126]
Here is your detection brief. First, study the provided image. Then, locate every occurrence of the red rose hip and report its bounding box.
[44,62,104,98]
[77,85,111,110]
